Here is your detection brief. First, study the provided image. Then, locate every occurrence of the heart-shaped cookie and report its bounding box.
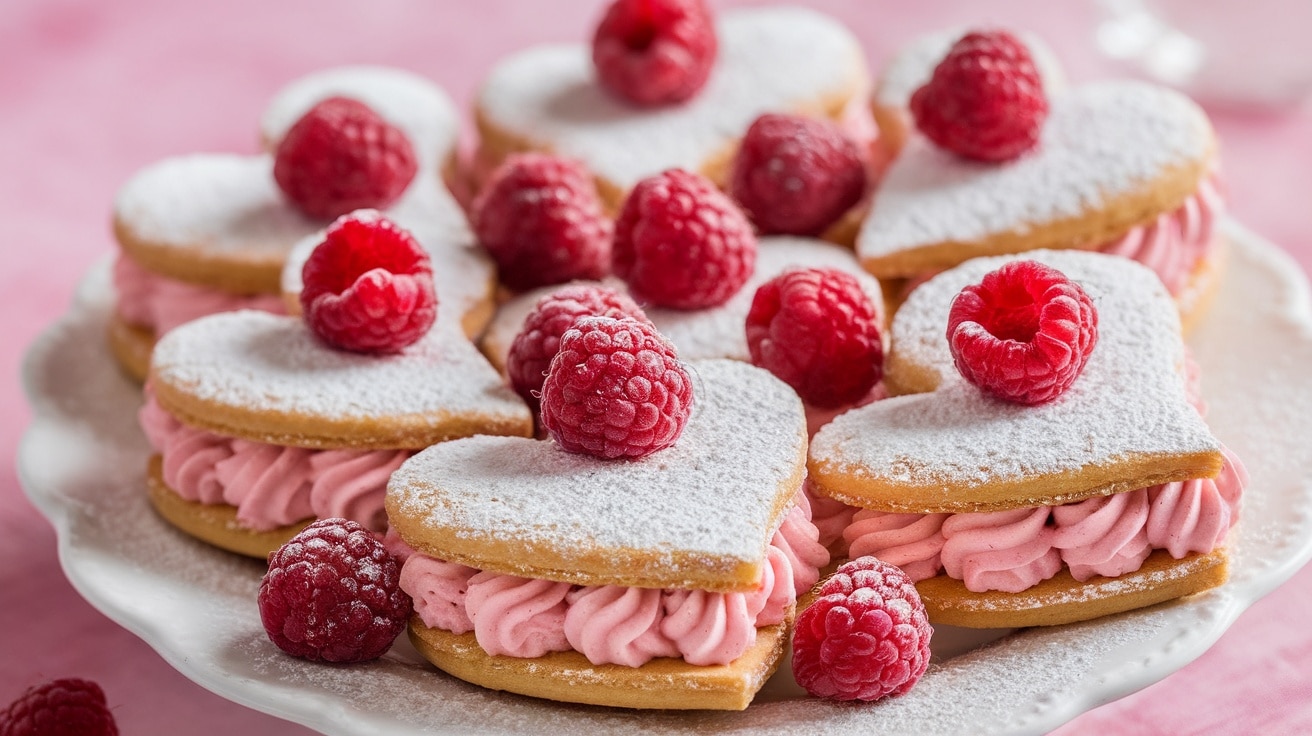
[475,6,867,208]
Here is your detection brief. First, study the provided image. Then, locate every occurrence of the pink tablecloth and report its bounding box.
[3,1,1310,733]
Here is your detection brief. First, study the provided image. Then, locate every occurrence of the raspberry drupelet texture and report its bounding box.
[472,154,613,292]
[259,518,412,663]
[910,29,1048,162]
[507,284,649,404]
[300,211,437,354]
[591,0,718,106]
[274,96,418,219]
[746,268,884,409]
[539,316,693,459]
[0,678,118,736]
[947,260,1099,405]
[612,169,757,310]
[730,114,867,236]
[792,557,932,702]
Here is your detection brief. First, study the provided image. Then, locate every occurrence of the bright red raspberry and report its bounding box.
[947,260,1098,405]
[909,30,1048,162]
[613,169,757,310]
[259,518,412,663]
[746,268,883,409]
[792,556,932,702]
[539,316,693,459]
[274,96,418,219]
[0,678,117,736]
[300,211,436,353]
[507,285,649,404]
[592,0,717,106]
[472,154,612,292]
[730,114,867,236]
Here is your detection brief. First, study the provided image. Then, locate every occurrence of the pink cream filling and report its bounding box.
[113,255,286,335]
[139,395,407,532]
[399,489,828,668]
[1096,174,1224,296]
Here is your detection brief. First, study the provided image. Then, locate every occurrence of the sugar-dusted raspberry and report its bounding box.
[539,316,692,459]
[274,96,418,219]
[0,678,117,736]
[300,211,436,353]
[259,518,412,663]
[730,114,867,236]
[507,285,649,404]
[792,556,932,702]
[947,260,1098,405]
[472,154,612,292]
[613,169,757,309]
[592,0,717,106]
[909,30,1048,162]
[746,268,883,409]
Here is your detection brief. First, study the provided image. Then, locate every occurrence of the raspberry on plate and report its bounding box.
[0,678,118,736]
[507,284,649,404]
[746,268,883,409]
[730,113,867,236]
[259,518,412,663]
[300,210,437,354]
[612,169,757,310]
[910,30,1048,162]
[592,0,718,106]
[472,154,612,292]
[792,556,932,702]
[947,259,1098,405]
[274,96,418,219]
[539,316,693,459]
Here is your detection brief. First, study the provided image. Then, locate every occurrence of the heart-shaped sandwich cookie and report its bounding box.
[142,310,532,558]
[475,7,867,209]
[809,250,1244,627]
[388,359,828,709]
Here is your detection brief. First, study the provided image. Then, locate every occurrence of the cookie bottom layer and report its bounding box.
[408,617,788,710]
[107,314,154,383]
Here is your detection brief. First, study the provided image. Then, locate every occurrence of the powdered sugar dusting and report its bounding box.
[478,7,865,191]
[859,81,1214,257]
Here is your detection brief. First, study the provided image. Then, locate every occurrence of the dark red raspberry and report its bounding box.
[472,154,612,292]
[612,169,757,309]
[746,268,883,409]
[274,96,418,220]
[259,518,412,663]
[300,211,436,353]
[730,114,867,236]
[539,316,693,459]
[0,678,117,736]
[507,284,649,404]
[592,0,717,106]
[792,556,932,702]
[909,30,1048,162]
[947,260,1098,405]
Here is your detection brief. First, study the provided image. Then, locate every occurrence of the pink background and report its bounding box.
[3,0,1310,733]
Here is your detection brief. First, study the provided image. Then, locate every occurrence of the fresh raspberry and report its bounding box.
[591,0,717,106]
[259,518,412,663]
[539,316,693,459]
[612,169,757,309]
[300,211,436,353]
[472,154,612,292]
[730,114,867,236]
[909,30,1048,162]
[274,96,418,219]
[947,260,1098,405]
[507,285,649,404]
[792,557,932,702]
[0,678,117,736]
[746,268,883,409]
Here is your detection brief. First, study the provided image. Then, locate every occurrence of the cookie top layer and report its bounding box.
[810,250,1222,513]
[150,310,532,450]
[387,360,808,592]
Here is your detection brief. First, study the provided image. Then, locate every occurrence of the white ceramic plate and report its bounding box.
[19,221,1312,736]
